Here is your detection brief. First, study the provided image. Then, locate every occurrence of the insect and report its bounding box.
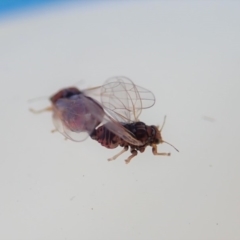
[30,76,178,164]
[29,82,140,144]
[90,76,179,164]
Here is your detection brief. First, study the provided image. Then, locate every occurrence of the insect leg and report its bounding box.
[125,149,138,164]
[51,129,68,140]
[108,146,128,161]
[29,106,52,114]
[152,144,171,156]
[138,146,146,153]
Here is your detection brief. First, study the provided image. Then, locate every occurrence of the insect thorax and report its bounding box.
[50,87,82,104]
[123,122,162,146]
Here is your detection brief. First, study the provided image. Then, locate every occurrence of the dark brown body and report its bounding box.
[90,121,169,163]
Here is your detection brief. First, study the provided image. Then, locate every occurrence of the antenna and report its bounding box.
[163,141,179,152]
[160,115,167,132]
[27,95,49,103]
[159,115,179,152]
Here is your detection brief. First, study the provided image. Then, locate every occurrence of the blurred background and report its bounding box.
[0,1,240,239]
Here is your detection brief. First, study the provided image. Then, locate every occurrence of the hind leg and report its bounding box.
[29,106,52,114]
[125,149,138,164]
[108,146,128,161]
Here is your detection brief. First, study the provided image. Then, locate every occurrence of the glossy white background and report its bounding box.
[0,1,240,239]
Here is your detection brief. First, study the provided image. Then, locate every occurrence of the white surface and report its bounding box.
[0,1,240,240]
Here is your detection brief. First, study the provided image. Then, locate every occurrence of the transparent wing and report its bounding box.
[100,115,143,146]
[100,76,155,122]
[52,110,90,142]
[52,94,103,142]
[82,84,143,145]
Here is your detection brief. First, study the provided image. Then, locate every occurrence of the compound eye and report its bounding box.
[151,126,156,136]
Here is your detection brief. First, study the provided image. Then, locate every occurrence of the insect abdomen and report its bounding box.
[90,126,120,149]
